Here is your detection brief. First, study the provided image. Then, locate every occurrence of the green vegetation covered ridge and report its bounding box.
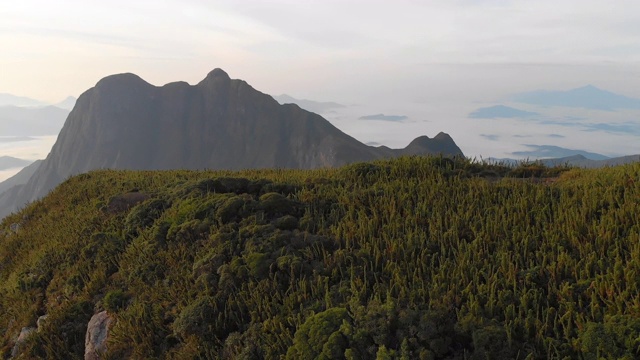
[0,157,639,359]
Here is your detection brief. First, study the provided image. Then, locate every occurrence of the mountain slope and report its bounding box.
[0,69,462,218]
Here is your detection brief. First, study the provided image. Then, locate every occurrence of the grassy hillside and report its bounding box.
[0,157,639,359]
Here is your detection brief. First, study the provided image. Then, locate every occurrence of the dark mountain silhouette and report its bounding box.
[0,105,69,136]
[273,94,345,113]
[512,85,640,111]
[401,133,462,155]
[0,68,462,218]
[469,105,538,119]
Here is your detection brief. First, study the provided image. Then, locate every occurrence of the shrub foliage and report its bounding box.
[0,156,639,358]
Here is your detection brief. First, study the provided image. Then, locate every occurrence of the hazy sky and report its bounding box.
[2,1,640,101]
[1,0,640,159]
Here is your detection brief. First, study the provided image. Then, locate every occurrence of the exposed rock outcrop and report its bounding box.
[37,315,48,332]
[9,223,20,233]
[84,311,114,360]
[11,326,35,358]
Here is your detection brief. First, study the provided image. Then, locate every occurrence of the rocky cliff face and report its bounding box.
[0,69,463,218]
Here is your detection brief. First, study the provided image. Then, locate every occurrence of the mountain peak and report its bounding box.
[0,69,463,219]
[402,132,462,156]
[573,84,606,93]
[55,96,77,111]
[197,68,233,90]
[434,132,454,141]
[203,68,230,82]
[406,135,431,147]
[95,73,150,90]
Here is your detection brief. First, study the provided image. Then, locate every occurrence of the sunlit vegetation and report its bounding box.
[0,156,639,359]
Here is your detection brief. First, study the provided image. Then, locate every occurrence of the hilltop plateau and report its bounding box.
[1,157,639,358]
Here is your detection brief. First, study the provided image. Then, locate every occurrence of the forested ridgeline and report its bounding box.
[0,157,639,359]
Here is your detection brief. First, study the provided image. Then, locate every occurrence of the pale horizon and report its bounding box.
[1,0,639,163]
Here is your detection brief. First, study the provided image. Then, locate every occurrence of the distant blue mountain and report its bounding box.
[512,85,640,111]
[585,123,640,134]
[512,145,609,160]
[0,136,35,143]
[273,94,344,114]
[359,114,408,122]
[540,154,640,168]
[486,154,640,168]
[469,105,538,119]
[0,93,47,107]
[0,105,69,136]
[55,96,77,111]
[0,156,32,171]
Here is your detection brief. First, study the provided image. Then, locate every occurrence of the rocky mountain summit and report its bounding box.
[0,68,462,218]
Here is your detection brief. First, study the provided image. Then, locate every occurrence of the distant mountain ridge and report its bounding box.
[273,94,345,113]
[0,160,41,194]
[539,154,640,168]
[486,154,640,168]
[0,156,32,171]
[54,96,77,111]
[469,105,538,119]
[0,68,462,218]
[512,145,610,161]
[0,93,76,109]
[359,114,408,122]
[0,105,69,136]
[512,85,640,111]
[0,93,47,107]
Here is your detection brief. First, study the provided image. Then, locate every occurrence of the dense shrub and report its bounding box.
[286,307,351,360]
[103,290,128,313]
[0,157,638,358]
